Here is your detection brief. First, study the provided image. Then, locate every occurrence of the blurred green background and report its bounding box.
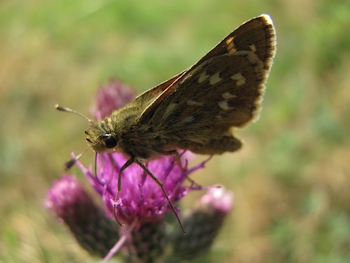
[1,0,350,262]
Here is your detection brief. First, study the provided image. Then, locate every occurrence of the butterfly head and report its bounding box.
[55,104,122,154]
[85,119,120,153]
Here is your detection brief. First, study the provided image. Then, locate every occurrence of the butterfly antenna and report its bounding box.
[55,104,92,123]
[64,148,89,170]
[55,104,92,170]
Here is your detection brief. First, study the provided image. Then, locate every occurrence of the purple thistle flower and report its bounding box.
[45,175,120,257]
[76,151,205,230]
[93,79,135,119]
[200,184,234,215]
[168,186,234,261]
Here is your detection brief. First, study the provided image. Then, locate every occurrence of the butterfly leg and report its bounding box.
[161,150,182,168]
[135,157,186,233]
[113,157,134,226]
[161,150,199,186]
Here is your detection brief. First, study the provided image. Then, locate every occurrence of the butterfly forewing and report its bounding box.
[151,52,264,128]
[190,15,276,79]
[135,70,187,108]
[139,14,275,125]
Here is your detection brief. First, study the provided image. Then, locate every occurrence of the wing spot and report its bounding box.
[231,72,246,86]
[222,92,237,99]
[162,103,177,120]
[209,71,222,85]
[249,44,257,52]
[226,37,237,54]
[198,71,210,83]
[246,52,264,80]
[187,100,202,106]
[181,116,194,123]
[218,100,233,111]
[216,115,223,120]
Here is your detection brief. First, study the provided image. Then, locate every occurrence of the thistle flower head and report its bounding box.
[168,186,234,261]
[45,175,89,220]
[76,151,204,228]
[200,185,234,215]
[45,175,120,257]
[94,79,135,119]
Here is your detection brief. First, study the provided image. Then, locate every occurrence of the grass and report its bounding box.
[1,0,350,262]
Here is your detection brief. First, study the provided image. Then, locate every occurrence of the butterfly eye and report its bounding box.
[101,134,117,148]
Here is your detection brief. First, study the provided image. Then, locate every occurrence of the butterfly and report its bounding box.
[57,14,276,233]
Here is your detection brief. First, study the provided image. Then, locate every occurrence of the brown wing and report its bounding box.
[113,70,188,119]
[152,51,268,128]
[138,14,276,124]
[133,70,187,108]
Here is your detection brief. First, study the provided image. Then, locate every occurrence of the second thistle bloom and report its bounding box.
[94,79,135,119]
